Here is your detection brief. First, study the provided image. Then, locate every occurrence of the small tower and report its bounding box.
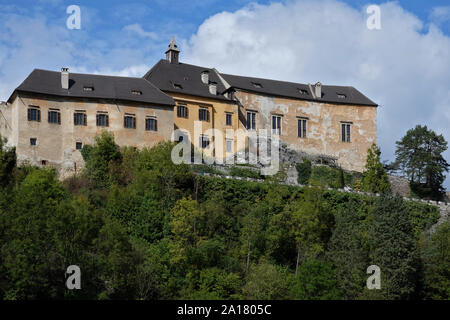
[165,36,180,64]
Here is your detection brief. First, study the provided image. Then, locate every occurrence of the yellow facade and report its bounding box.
[165,92,240,161]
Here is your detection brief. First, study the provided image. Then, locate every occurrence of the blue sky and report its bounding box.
[1,0,450,189]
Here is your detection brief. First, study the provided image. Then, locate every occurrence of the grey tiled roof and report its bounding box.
[144,60,377,107]
[220,73,378,106]
[8,69,175,106]
[143,60,233,102]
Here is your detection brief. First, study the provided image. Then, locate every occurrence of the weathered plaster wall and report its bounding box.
[234,90,377,172]
[0,102,14,146]
[13,93,173,177]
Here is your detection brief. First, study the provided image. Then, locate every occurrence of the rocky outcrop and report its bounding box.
[388,175,410,197]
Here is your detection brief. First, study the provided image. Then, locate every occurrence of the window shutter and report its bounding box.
[154,119,157,131]
[37,110,41,122]
[106,115,109,127]
[28,109,31,121]
[96,114,99,126]
[58,112,61,124]
[84,113,87,126]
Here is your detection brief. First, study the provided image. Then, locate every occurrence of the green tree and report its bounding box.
[169,197,205,263]
[81,131,122,188]
[368,195,419,299]
[268,189,325,277]
[182,267,241,300]
[0,135,16,187]
[1,169,98,299]
[296,158,312,185]
[242,260,292,300]
[395,125,449,200]
[94,217,141,299]
[361,144,391,194]
[327,200,369,299]
[240,204,265,273]
[420,221,450,299]
[291,259,340,300]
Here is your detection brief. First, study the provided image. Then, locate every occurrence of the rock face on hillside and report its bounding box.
[388,175,410,197]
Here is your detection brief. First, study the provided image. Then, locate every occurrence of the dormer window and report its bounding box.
[252,82,263,89]
[337,93,346,99]
[83,86,94,91]
[299,89,308,95]
[131,90,142,95]
[173,83,183,90]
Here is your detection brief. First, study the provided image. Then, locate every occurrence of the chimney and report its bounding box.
[61,67,69,90]
[314,82,322,99]
[201,71,209,84]
[209,82,217,95]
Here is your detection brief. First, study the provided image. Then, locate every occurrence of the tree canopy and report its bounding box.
[395,125,449,200]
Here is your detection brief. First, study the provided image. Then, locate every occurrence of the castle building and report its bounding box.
[0,37,377,176]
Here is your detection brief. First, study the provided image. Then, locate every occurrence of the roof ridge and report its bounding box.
[221,72,358,89]
[34,68,150,81]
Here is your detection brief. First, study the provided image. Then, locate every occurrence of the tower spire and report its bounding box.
[165,36,180,64]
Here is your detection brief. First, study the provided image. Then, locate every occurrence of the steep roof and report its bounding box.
[8,69,175,106]
[144,59,377,107]
[143,59,233,102]
[220,73,378,107]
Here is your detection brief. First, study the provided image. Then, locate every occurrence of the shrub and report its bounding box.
[229,166,263,180]
[296,159,312,185]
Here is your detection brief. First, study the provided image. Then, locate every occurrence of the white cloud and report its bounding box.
[183,0,450,188]
[430,6,450,25]
[71,64,150,78]
[123,24,159,40]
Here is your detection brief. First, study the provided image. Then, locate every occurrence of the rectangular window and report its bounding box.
[96,113,109,127]
[76,142,83,150]
[74,112,87,126]
[177,105,188,118]
[226,113,232,126]
[30,138,37,146]
[298,118,307,138]
[200,135,210,149]
[124,114,136,129]
[146,117,157,131]
[246,111,256,130]
[226,139,233,153]
[48,110,61,124]
[199,108,210,122]
[272,115,281,135]
[27,107,41,122]
[342,123,351,142]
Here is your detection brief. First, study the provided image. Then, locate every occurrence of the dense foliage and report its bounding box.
[0,133,447,300]
[361,144,391,194]
[394,125,449,200]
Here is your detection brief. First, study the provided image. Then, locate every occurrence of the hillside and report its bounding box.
[0,134,448,300]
